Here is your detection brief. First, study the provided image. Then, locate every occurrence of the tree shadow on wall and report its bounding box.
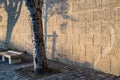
[44,0,77,59]
[0,0,23,46]
[45,0,77,21]
[45,0,77,29]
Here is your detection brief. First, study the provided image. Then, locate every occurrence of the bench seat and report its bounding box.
[0,51,23,64]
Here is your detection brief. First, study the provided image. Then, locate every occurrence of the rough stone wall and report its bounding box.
[46,0,120,76]
[0,1,33,54]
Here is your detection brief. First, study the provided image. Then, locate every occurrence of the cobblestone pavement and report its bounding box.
[0,60,33,80]
[0,59,120,80]
[40,70,120,80]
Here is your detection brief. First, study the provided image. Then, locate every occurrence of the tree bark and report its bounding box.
[26,0,48,74]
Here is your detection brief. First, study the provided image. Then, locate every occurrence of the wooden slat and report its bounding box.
[0,52,7,56]
[3,53,21,59]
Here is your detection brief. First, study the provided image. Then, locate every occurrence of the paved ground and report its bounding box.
[0,59,120,80]
[0,59,33,80]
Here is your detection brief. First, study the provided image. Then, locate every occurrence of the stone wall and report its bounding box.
[46,0,120,76]
[0,1,33,54]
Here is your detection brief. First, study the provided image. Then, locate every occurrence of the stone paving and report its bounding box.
[40,70,120,80]
[0,59,120,80]
[0,60,33,80]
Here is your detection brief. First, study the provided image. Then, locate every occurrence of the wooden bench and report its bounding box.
[0,50,24,64]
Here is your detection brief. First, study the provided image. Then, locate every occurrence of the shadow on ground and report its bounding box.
[16,60,120,80]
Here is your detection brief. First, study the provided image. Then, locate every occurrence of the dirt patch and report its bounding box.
[16,66,62,79]
[16,60,120,80]
[16,60,77,80]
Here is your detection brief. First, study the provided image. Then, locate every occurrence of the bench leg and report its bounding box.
[8,58,12,64]
[2,56,5,62]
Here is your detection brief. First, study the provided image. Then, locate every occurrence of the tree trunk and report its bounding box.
[26,0,48,74]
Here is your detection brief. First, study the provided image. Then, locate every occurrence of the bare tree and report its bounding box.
[26,0,71,74]
[26,0,48,74]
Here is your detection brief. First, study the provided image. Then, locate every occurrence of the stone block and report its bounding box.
[78,12,86,22]
[79,33,86,46]
[102,0,120,8]
[85,0,96,9]
[101,34,111,47]
[113,21,120,34]
[94,0,102,9]
[57,34,67,44]
[102,21,112,34]
[94,9,110,21]
[85,10,94,22]
[85,33,93,46]
[71,0,86,12]
[94,34,101,46]
[78,22,86,33]
[86,46,101,59]
[111,7,120,21]
[110,58,120,76]
[95,58,111,73]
